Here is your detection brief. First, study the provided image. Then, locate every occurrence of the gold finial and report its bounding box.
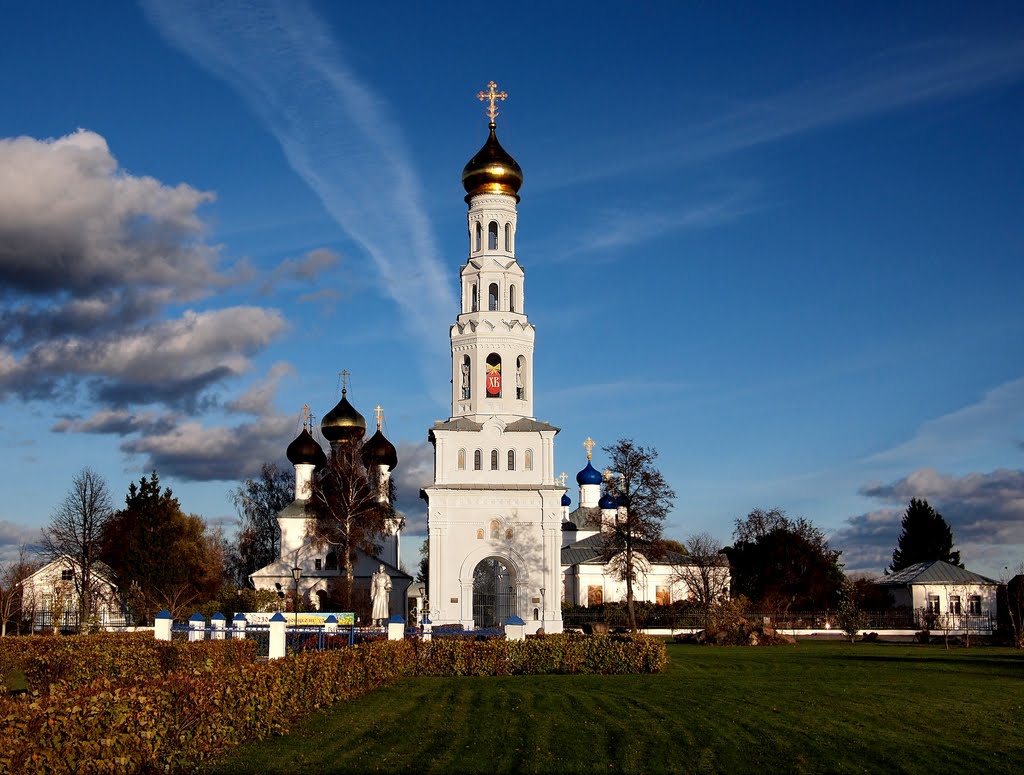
[477,80,508,124]
[558,472,568,487]
[375,405,383,431]
[583,437,595,459]
[301,404,311,431]
[340,369,349,394]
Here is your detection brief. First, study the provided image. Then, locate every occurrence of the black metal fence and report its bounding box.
[561,607,996,633]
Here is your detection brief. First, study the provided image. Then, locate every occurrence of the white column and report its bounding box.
[154,610,173,641]
[231,613,247,640]
[188,613,205,642]
[269,612,287,659]
[210,612,226,640]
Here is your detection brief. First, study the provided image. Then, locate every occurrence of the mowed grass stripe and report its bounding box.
[203,643,1024,774]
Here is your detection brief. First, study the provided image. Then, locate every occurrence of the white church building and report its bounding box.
[253,83,704,632]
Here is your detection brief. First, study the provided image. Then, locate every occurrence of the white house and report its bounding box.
[877,560,999,631]
[20,559,123,631]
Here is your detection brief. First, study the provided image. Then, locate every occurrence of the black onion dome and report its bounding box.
[321,390,366,444]
[462,123,523,200]
[362,429,398,471]
[286,428,326,466]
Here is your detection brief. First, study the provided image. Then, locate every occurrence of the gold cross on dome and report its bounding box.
[558,472,568,487]
[340,369,349,393]
[583,437,595,459]
[301,404,311,431]
[477,80,508,123]
[375,405,384,431]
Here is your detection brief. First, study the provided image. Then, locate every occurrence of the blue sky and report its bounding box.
[1,1,1022,579]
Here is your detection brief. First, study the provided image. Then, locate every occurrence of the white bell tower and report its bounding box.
[424,82,564,634]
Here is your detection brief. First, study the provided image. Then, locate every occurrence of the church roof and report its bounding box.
[568,506,602,530]
[277,500,308,519]
[429,418,484,438]
[877,560,998,586]
[503,418,561,434]
[561,534,689,568]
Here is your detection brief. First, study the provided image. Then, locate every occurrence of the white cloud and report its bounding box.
[143,1,455,386]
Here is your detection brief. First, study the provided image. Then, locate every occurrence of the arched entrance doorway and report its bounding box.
[472,557,517,628]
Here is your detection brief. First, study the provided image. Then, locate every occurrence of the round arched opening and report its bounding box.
[472,557,517,628]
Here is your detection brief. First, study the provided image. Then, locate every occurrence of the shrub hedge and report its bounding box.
[0,633,257,696]
[0,633,665,774]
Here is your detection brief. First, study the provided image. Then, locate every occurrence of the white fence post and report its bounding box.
[154,610,173,641]
[188,613,206,642]
[231,613,247,639]
[504,615,526,641]
[210,612,226,640]
[421,615,432,642]
[387,614,405,641]
[269,612,286,659]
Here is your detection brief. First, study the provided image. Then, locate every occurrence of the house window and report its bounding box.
[507,450,516,470]
[474,450,482,470]
[968,595,982,615]
[60,570,74,582]
[471,284,478,312]
[488,221,498,250]
[927,595,940,614]
[516,355,525,399]
[315,558,322,571]
[949,595,962,615]
[490,449,499,470]
[509,284,517,313]
[475,222,482,252]
[458,448,466,470]
[488,283,499,311]
[505,222,512,252]
[525,449,533,471]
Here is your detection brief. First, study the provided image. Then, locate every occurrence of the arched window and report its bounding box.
[471,283,478,312]
[488,283,499,311]
[525,449,533,471]
[490,449,499,470]
[490,520,500,540]
[474,450,482,470]
[516,355,525,400]
[460,355,471,399]
[488,221,498,250]
[475,222,482,252]
[457,449,466,470]
[505,223,512,252]
[509,284,517,313]
[507,449,516,470]
[485,353,501,398]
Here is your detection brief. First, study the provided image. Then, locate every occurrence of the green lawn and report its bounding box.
[203,642,1024,774]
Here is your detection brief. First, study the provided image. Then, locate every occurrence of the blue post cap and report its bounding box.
[422,616,431,625]
[269,612,287,622]
[388,614,405,624]
[232,612,246,621]
[155,610,173,620]
[189,612,206,622]
[211,612,226,621]
[505,615,525,625]
[324,615,338,624]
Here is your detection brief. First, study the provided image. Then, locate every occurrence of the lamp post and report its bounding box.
[418,585,425,625]
[291,566,302,629]
[540,587,546,622]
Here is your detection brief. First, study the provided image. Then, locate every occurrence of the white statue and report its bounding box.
[370,564,392,626]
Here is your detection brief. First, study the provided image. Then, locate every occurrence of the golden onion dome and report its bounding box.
[462,123,523,201]
[320,389,366,444]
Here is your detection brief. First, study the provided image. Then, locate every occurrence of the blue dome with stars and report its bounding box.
[561,492,571,507]
[599,493,618,509]
[576,461,603,485]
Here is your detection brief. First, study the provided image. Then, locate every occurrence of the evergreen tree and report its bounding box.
[889,498,962,572]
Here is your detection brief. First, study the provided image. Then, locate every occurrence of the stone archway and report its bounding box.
[472,557,517,628]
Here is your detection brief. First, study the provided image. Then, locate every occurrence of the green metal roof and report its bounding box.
[878,560,998,586]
